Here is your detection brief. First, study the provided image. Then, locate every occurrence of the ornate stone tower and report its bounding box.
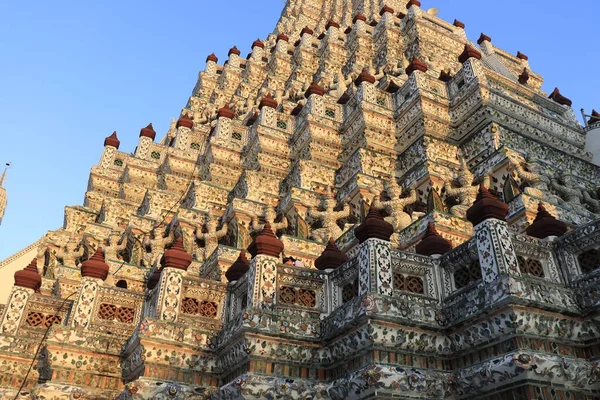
[0,164,8,226]
[1,1,600,399]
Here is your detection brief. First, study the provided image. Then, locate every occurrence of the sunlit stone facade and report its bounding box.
[1,1,600,399]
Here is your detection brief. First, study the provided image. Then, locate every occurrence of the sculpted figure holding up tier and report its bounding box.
[444,158,489,219]
[36,236,58,278]
[56,237,85,267]
[551,173,589,215]
[104,230,128,261]
[250,205,288,234]
[583,189,600,214]
[371,178,419,232]
[308,187,351,243]
[142,228,175,268]
[195,214,228,261]
[509,155,555,201]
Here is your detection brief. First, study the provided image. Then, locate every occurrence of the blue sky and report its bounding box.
[0,0,598,260]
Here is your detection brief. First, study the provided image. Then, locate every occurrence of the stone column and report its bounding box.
[246,223,283,311]
[174,113,194,151]
[71,248,109,329]
[354,205,394,296]
[135,123,156,159]
[153,236,192,323]
[304,82,325,117]
[467,186,520,302]
[1,259,41,334]
[99,131,120,169]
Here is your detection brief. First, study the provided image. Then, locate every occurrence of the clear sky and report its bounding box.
[0,0,598,260]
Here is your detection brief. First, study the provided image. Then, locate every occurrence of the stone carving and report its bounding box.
[444,158,489,218]
[308,188,350,243]
[249,205,288,234]
[371,178,420,231]
[104,230,128,261]
[509,154,555,200]
[583,189,600,213]
[141,228,174,268]
[195,214,227,260]
[55,236,86,267]
[551,172,589,214]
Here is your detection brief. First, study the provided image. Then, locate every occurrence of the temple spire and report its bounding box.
[0,162,10,226]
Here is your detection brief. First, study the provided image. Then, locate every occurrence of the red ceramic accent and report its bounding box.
[259,93,278,110]
[104,131,120,149]
[326,20,340,29]
[206,53,218,63]
[354,203,394,243]
[218,104,236,119]
[300,27,314,36]
[14,259,42,291]
[466,185,509,226]
[276,34,289,42]
[251,39,264,49]
[406,0,421,8]
[228,46,241,56]
[139,123,156,140]
[337,93,350,104]
[518,68,530,85]
[477,33,492,45]
[548,88,573,107]
[517,51,529,61]
[415,223,453,256]
[439,71,453,82]
[305,82,326,97]
[176,113,194,129]
[589,110,600,125]
[397,12,406,19]
[291,103,304,116]
[226,250,250,282]
[380,5,395,15]
[81,248,110,281]
[253,223,284,258]
[405,57,428,75]
[386,80,401,93]
[163,236,192,271]
[354,68,376,86]
[526,203,568,239]
[353,13,367,23]
[315,238,349,271]
[453,19,465,29]
[246,112,258,126]
[458,45,482,63]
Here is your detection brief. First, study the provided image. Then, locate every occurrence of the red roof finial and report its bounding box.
[226,250,250,282]
[405,57,428,75]
[104,131,120,149]
[228,46,241,56]
[315,238,349,271]
[206,53,218,63]
[163,236,192,271]
[253,223,284,258]
[477,33,492,45]
[354,68,376,86]
[526,203,568,239]
[415,223,453,256]
[548,88,573,107]
[176,113,194,129]
[14,259,42,291]
[518,68,530,85]
[81,248,110,281]
[466,184,509,226]
[453,19,465,29]
[354,203,394,244]
[218,104,236,119]
[458,44,482,63]
[251,39,264,49]
[259,93,279,110]
[305,81,326,98]
[139,123,156,140]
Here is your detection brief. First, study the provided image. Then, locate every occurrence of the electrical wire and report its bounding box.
[13,291,77,400]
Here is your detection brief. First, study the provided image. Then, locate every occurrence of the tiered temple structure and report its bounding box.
[1,1,600,398]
